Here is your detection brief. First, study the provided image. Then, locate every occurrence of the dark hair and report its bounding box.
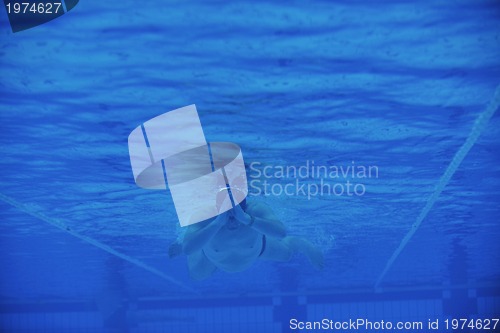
[239,198,247,211]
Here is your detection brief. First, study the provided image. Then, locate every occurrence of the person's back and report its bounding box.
[203,206,264,272]
[171,193,324,280]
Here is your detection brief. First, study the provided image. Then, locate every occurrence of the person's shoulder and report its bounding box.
[246,200,269,209]
[245,200,273,216]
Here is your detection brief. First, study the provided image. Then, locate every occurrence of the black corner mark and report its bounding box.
[64,0,77,11]
[3,0,79,33]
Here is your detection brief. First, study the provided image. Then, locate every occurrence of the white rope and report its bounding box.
[375,85,500,290]
[0,192,198,293]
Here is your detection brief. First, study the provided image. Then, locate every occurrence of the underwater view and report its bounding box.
[0,0,499,332]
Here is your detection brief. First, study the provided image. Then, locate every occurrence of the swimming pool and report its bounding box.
[1,0,499,332]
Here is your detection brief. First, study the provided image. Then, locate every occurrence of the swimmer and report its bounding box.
[169,188,324,280]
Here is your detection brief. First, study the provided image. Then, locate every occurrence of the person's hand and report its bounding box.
[168,242,183,258]
[232,204,252,226]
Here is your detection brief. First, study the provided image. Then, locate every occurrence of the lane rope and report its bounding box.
[375,85,500,290]
[0,192,198,293]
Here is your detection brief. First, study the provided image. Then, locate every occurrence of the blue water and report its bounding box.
[1,0,499,332]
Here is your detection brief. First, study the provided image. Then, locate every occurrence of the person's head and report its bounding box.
[215,186,247,213]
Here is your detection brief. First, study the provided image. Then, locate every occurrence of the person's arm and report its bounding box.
[182,213,226,255]
[233,204,286,239]
[249,215,287,239]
